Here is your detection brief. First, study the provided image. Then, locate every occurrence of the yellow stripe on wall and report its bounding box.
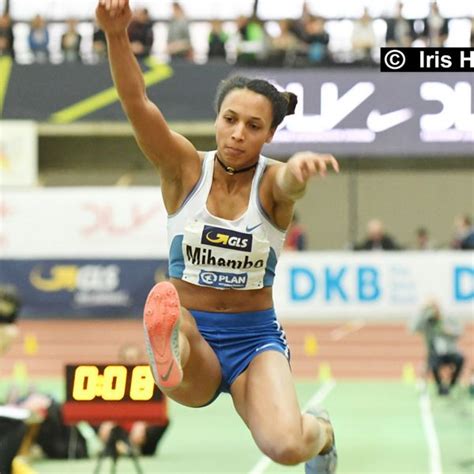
[50,59,173,124]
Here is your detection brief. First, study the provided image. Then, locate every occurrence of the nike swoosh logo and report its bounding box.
[160,361,174,382]
[246,223,262,233]
[367,108,413,133]
[255,342,279,352]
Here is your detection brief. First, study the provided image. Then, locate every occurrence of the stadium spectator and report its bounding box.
[451,215,474,250]
[0,13,14,58]
[471,18,474,47]
[385,2,413,47]
[92,22,107,62]
[411,299,465,396]
[269,19,303,66]
[128,8,154,60]
[166,2,192,62]
[28,14,49,63]
[61,19,82,62]
[207,20,228,61]
[304,16,330,65]
[414,227,434,250]
[0,284,30,474]
[236,14,269,65]
[355,218,401,250]
[422,1,448,47]
[351,8,376,64]
[284,212,308,251]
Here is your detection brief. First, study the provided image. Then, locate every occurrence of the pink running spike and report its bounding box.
[143,281,183,388]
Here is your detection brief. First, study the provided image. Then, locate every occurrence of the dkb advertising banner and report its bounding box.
[273,252,474,319]
[0,259,168,318]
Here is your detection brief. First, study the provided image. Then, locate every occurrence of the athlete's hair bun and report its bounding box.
[281,92,298,116]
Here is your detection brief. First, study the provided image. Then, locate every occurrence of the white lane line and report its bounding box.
[248,380,337,474]
[419,390,443,474]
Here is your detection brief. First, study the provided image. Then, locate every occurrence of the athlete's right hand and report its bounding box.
[96,0,132,34]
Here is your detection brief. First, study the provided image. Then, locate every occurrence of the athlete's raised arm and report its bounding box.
[96,0,200,188]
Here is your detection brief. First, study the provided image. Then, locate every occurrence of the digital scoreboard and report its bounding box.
[62,364,168,426]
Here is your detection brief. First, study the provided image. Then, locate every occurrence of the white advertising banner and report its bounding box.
[274,252,474,320]
[0,121,38,187]
[0,187,168,258]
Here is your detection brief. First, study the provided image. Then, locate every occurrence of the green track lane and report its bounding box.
[2,379,472,474]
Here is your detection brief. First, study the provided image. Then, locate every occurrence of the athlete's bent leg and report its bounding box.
[230,351,333,466]
[144,282,222,407]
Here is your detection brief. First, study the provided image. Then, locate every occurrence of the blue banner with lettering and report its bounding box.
[0,259,169,318]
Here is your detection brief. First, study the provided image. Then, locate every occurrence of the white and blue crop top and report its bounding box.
[167,151,286,290]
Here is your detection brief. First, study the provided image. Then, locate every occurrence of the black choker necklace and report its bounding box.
[215,154,258,175]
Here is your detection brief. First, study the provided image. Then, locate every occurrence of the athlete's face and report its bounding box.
[215,89,275,166]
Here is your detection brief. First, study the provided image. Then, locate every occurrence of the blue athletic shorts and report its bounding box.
[190,307,290,400]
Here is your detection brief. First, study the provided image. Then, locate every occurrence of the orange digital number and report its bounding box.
[102,365,127,401]
[130,365,154,401]
[72,365,99,401]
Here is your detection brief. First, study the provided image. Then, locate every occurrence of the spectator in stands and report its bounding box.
[385,2,413,47]
[304,16,330,65]
[128,8,154,60]
[61,18,82,62]
[411,299,465,396]
[166,2,192,62]
[207,20,228,61]
[451,215,474,250]
[236,14,269,65]
[269,19,303,66]
[355,218,401,250]
[289,1,312,44]
[28,14,49,63]
[471,18,474,47]
[422,1,448,47]
[0,13,15,59]
[284,212,307,251]
[351,8,376,64]
[92,22,107,62]
[414,227,434,250]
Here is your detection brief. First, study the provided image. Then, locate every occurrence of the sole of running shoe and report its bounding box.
[143,281,183,389]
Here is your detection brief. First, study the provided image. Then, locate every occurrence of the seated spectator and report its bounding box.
[269,19,303,66]
[166,2,192,62]
[351,7,376,64]
[355,218,401,250]
[411,299,465,396]
[0,14,14,59]
[385,2,413,47]
[92,22,107,62]
[415,227,434,250]
[207,20,228,61]
[128,8,154,60]
[304,16,330,64]
[284,212,307,251]
[422,1,448,47]
[28,14,49,63]
[61,18,82,63]
[236,14,269,65]
[451,215,474,250]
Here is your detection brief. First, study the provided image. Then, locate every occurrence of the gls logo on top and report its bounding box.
[199,270,248,289]
[201,226,252,252]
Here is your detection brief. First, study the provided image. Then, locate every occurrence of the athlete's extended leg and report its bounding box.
[144,281,221,407]
[231,351,335,468]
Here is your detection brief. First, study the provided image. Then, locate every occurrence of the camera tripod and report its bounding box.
[93,426,143,474]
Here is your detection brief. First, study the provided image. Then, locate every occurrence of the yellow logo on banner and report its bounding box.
[30,265,78,292]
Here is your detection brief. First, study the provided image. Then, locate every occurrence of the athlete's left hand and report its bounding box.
[286,152,339,184]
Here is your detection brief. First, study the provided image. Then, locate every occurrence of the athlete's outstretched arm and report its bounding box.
[96,1,200,183]
[274,152,339,203]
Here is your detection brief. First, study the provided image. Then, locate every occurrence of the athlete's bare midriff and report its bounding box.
[171,278,274,313]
